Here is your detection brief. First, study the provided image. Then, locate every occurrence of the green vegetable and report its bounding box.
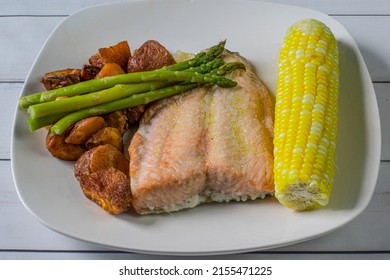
[20,40,246,134]
[27,81,170,119]
[18,41,227,109]
[49,83,198,135]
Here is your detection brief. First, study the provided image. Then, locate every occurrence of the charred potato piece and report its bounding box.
[103,110,128,135]
[85,127,123,152]
[46,130,86,161]
[126,105,146,124]
[41,68,82,90]
[95,63,125,79]
[65,116,106,145]
[127,40,176,73]
[89,41,131,71]
[74,144,129,181]
[89,53,104,69]
[79,167,131,214]
[81,64,101,80]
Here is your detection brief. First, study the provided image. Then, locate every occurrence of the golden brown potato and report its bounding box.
[103,110,128,135]
[85,127,123,151]
[65,116,106,145]
[79,167,131,214]
[41,68,82,90]
[89,41,131,71]
[74,144,129,181]
[95,63,125,79]
[127,40,176,73]
[46,130,86,161]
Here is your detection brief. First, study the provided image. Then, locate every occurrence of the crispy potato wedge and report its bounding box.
[46,130,86,161]
[85,127,123,152]
[65,116,106,145]
[95,63,125,79]
[89,41,131,71]
[127,40,176,73]
[41,68,82,90]
[79,167,131,214]
[74,144,129,181]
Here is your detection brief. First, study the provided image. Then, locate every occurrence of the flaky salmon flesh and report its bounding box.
[129,51,275,214]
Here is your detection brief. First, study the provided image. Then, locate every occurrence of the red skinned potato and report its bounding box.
[127,40,176,73]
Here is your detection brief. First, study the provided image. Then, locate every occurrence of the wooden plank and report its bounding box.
[2,159,390,252]
[0,83,20,160]
[2,0,390,16]
[1,15,390,82]
[334,16,390,82]
[0,17,64,82]
[0,160,103,251]
[375,83,390,160]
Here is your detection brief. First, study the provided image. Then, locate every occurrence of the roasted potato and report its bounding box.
[81,64,101,80]
[65,116,106,145]
[85,127,123,151]
[41,68,82,90]
[74,144,129,181]
[95,63,125,79]
[89,53,105,69]
[126,105,146,124]
[89,41,131,71]
[46,130,86,161]
[79,167,131,214]
[127,40,176,73]
[103,110,128,135]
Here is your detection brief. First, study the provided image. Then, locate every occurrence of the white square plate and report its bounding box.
[12,0,381,255]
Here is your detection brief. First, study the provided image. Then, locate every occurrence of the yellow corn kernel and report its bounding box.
[274,18,339,211]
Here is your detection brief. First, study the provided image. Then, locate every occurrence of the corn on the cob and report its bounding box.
[274,18,339,211]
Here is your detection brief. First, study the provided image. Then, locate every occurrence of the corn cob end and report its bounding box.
[275,182,330,211]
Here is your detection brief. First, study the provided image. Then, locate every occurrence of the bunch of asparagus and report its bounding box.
[19,41,245,135]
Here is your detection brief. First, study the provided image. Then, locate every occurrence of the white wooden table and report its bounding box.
[1,0,389,259]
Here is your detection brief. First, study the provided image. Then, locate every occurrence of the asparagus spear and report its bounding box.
[28,58,226,119]
[27,81,171,119]
[184,57,224,74]
[164,40,226,71]
[209,61,246,76]
[28,112,68,131]
[49,83,198,135]
[18,41,227,109]
[28,60,243,120]
[28,71,236,120]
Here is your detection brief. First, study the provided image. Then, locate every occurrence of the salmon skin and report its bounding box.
[129,51,274,214]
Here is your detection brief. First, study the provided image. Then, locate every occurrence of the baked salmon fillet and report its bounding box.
[129,51,274,214]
